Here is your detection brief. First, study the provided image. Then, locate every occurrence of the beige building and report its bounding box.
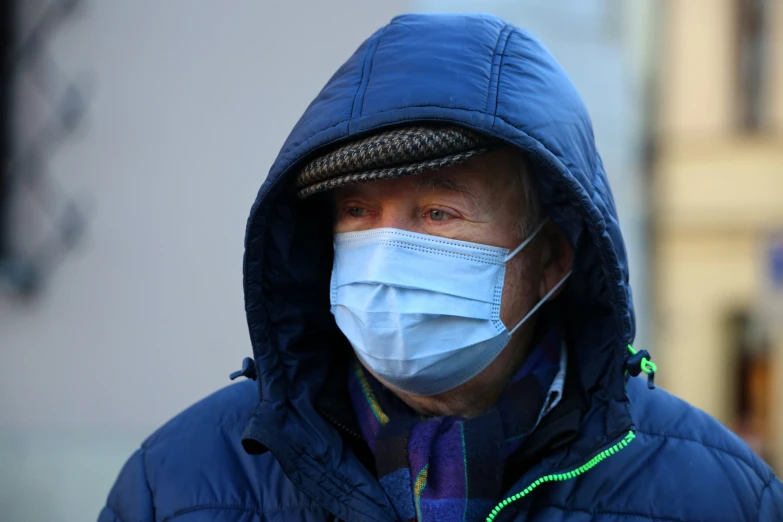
[654,0,783,472]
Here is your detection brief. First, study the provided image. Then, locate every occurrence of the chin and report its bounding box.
[356,356,494,418]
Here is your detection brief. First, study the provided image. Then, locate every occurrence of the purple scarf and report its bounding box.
[348,324,565,522]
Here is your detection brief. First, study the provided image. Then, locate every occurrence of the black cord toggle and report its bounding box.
[229,357,257,381]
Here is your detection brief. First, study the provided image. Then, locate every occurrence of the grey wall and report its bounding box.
[0,2,406,521]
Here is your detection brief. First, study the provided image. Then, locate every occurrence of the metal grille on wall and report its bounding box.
[0,0,92,295]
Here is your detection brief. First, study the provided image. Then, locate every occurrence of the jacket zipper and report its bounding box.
[485,430,637,522]
[320,411,363,440]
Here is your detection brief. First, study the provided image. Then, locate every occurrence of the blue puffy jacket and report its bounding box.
[99,13,783,522]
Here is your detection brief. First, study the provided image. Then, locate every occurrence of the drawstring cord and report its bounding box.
[229,357,257,381]
[625,344,657,389]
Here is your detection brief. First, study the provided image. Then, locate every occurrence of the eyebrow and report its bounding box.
[412,176,478,201]
[334,184,359,199]
[334,175,482,211]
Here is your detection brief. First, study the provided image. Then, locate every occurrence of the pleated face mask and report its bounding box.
[330,220,570,396]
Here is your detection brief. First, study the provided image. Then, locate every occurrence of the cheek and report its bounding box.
[499,255,538,328]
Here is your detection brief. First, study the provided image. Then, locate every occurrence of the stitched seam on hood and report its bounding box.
[357,26,387,122]
[485,23,513,122]
[349,28,386,132]
[491,25,514,130]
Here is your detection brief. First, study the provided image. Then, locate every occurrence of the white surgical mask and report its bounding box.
[330,221,571,396]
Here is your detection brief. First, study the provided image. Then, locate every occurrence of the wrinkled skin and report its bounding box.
[333,148,574,418]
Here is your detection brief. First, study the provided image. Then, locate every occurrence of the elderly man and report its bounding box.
[100,13,782,522]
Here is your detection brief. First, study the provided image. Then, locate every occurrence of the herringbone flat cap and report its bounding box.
[295,126,495,198]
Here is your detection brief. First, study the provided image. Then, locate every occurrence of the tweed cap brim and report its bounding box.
[295,126,495,198]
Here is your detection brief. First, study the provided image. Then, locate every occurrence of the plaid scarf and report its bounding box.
[348,324,566,522]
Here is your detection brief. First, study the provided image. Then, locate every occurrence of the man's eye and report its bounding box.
[348,207,365,217]
[428,209,451,221]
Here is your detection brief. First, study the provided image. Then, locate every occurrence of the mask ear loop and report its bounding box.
[503,220,548,262]
[508,271,572,336]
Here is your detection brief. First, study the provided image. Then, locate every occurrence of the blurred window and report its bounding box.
[735,0,770,131]
[727,310,774,466]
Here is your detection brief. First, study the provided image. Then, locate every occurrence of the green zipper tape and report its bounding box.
[485,430,637,522]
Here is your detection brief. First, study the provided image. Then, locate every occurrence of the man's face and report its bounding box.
[333,148,572,416]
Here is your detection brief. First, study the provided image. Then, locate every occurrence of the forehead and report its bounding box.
[333,148,521,200]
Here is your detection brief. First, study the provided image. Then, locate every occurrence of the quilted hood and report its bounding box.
[240,13,636,521]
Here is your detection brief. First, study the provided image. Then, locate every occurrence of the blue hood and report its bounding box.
[241,13,635,521]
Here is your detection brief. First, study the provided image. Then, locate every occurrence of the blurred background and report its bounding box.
[0,1,781,520]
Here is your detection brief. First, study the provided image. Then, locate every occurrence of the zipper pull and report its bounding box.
[625,345,656,390]
[229,357,257,381]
